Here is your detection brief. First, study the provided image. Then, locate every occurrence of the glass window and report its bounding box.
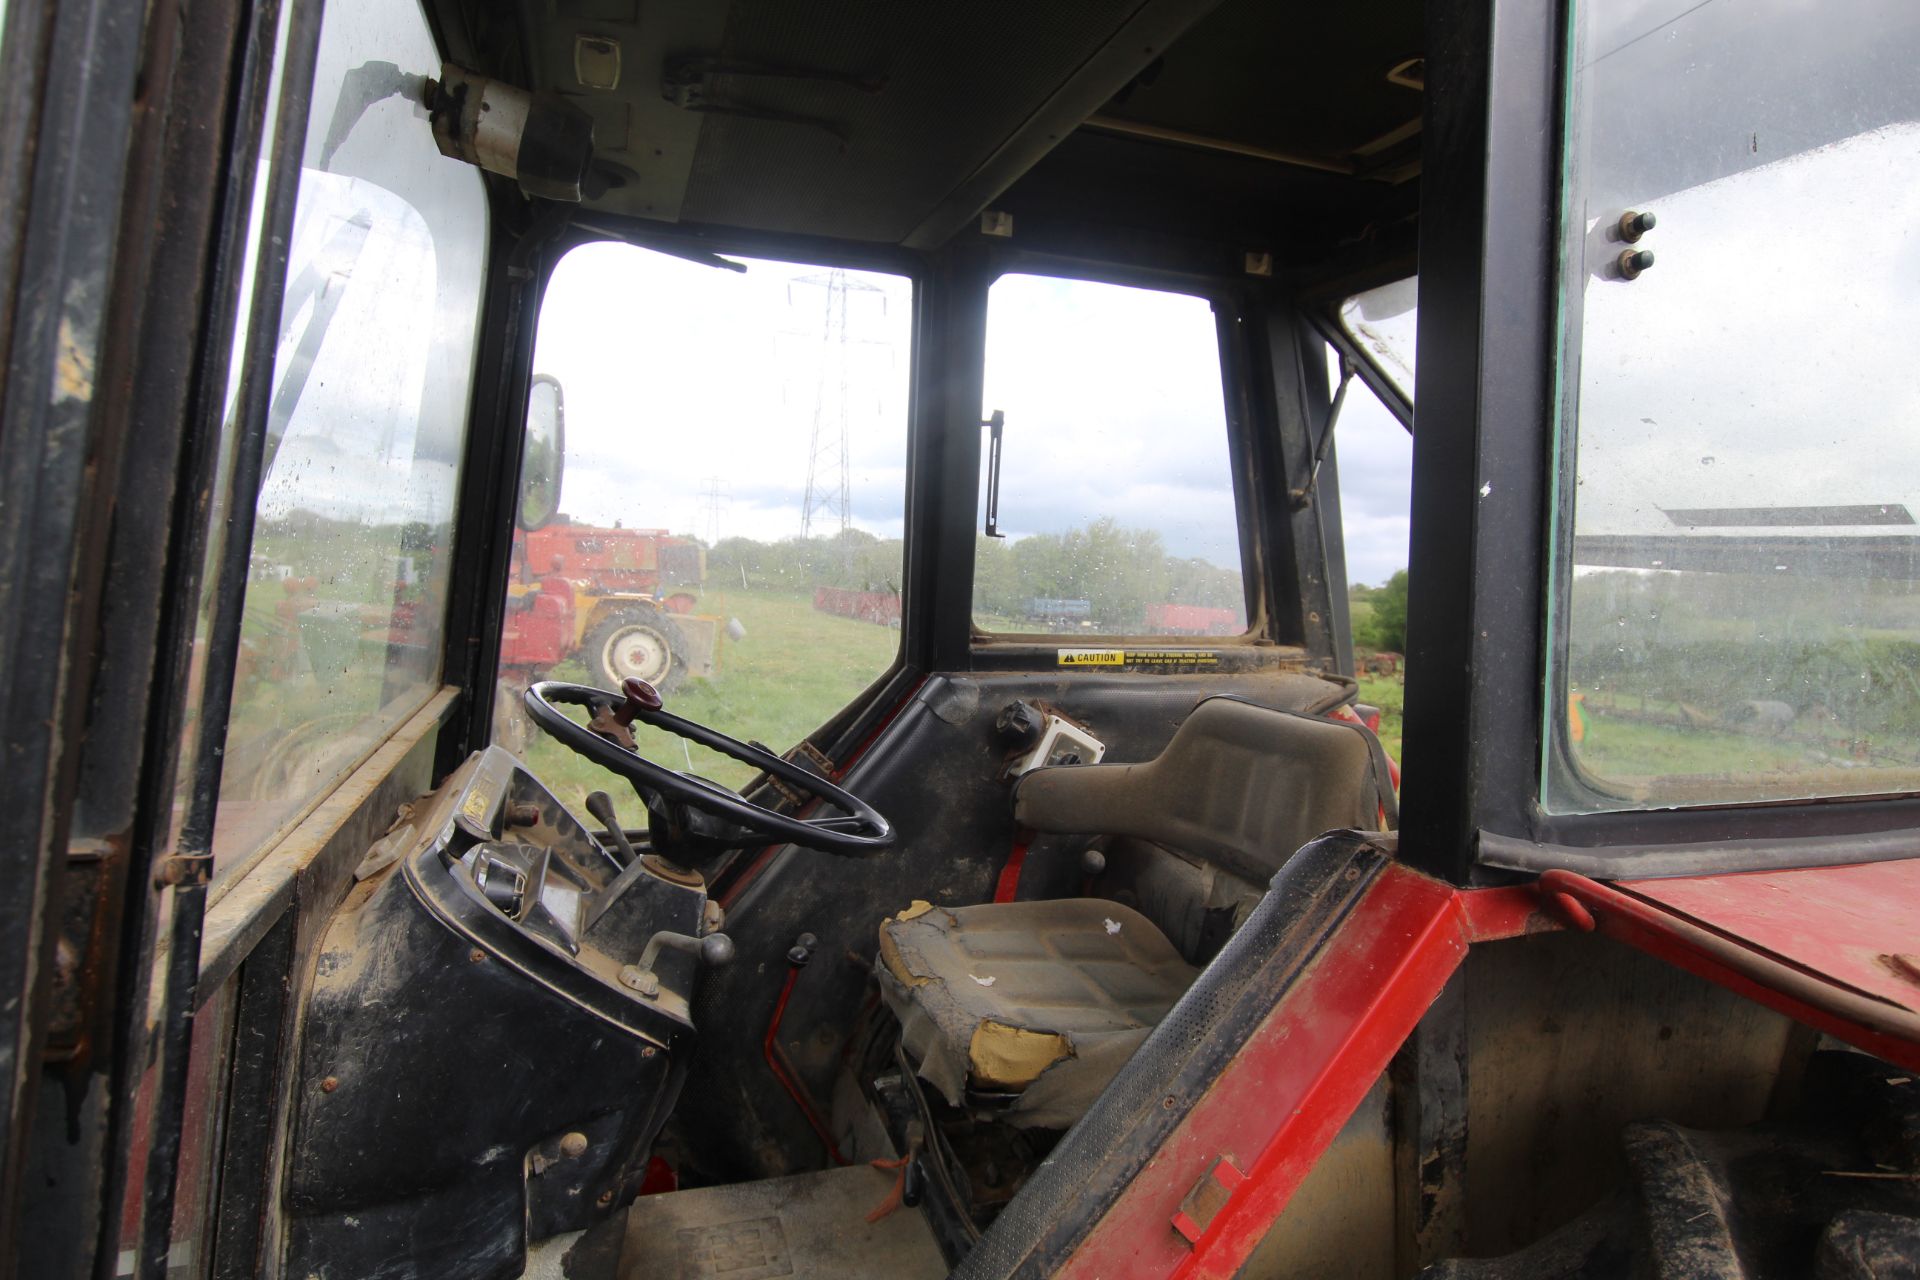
[1333,344,1413,761]
[1336,346,1414,626]
[200,0,488,883]
[495,244,912,820]
[1547,0,1920,810]
[1337,276,1417,406]
[971,274,1246,636]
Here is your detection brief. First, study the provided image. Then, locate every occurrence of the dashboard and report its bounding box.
[283,746,731,1279]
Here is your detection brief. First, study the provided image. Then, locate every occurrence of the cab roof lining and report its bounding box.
[442,0,1424,257]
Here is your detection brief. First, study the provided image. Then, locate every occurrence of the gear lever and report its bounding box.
[584,790,637,867]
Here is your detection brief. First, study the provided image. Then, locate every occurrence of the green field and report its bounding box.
[507,589,1913,830]
[519,590,1417,828]
[1355,674,1403,762]
[512,588,902,827]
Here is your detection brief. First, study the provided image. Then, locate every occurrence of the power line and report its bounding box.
[697,475,730,547]
[792,270,887,550]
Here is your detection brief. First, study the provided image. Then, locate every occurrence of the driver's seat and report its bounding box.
[876,698,1387,1128]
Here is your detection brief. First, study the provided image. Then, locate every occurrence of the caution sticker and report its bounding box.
[1057,648,1220,667]
[1127,649,1220,666]
[461,785,493,824]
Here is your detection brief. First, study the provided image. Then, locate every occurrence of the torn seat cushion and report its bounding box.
[876,898,1198,1130]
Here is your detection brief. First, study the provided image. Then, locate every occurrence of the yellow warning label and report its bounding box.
[1127,649,1220,666]
[461,786,492,823]
[1058,648,1125,666]
[1056,648,1221,667]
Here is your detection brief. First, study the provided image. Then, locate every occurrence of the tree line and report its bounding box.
[1349,570,1408,652]
[705,517,1244,631]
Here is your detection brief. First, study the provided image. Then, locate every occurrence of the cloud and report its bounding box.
[528,246,1424,593]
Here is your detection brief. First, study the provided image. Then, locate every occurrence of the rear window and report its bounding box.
[971,274,1248,637]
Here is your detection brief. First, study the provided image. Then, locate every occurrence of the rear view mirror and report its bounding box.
[519,374,565,530]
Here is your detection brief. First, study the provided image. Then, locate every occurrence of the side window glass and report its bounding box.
[1547,0,1920,810]
[496,246,912,824]
[1337,277,1417,407]
[200,0,488,884]
[1333,342,1414,762]
[971,274,1247,637]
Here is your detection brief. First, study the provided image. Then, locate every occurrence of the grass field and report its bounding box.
[510,587,1912,829]
[1356,674,1403,762]
[522,591,1414,824]
[514,588,901,826]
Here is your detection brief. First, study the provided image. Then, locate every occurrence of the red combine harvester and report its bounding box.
[500,518,723,692]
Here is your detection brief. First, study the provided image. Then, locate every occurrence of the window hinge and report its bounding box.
[154,851,214,889]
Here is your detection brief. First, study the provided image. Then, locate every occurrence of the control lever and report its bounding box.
[619,928,736,999]
[584,790,637,866]
[641,928,736,972]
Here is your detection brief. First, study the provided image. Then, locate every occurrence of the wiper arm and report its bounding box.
[572,217,748,272]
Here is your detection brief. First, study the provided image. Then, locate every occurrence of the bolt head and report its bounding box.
[1616,247,1656,280]
[559,1132,590,1159]
[1618,208,1658,242]
[321,1076,339,1094]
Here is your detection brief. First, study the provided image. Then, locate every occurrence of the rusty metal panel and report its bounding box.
[1459,931,1802,1258]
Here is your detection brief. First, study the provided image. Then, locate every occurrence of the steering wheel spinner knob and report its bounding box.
[621,676,663,714]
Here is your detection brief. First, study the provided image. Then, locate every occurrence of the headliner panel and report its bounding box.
[463,0,1427,256]
[675,0,1169,242]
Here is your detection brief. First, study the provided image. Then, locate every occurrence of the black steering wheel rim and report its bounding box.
[522,680,893,857]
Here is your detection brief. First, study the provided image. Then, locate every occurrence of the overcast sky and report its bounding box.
[533,248,1417,586]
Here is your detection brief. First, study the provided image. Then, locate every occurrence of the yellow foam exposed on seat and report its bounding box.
[968,1020,1072,1090]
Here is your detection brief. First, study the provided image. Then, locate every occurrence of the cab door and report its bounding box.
[0,0,506,1272]
[1402,0,1920,876]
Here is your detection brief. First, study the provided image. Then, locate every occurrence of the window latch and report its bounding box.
[982,410,1007,538]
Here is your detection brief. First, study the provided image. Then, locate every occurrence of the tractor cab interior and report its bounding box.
[12,0,1920,1277]
[187,0,1438,1269]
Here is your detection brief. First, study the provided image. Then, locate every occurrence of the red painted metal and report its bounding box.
[993,836,1031,903]
[763,964,849,1166]
[1457,883,1557,942]
[1170,1157,1246,1245]
[1060,864,1480,1280]
[1051,870,1555,1280]
[637,1154,679,1196]
[519,520,694,594]
[497,574,575,671]
[1623,859,1920,1015]
[1539,870,1920,1071]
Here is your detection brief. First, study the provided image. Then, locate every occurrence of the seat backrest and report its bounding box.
[1011,697,1383,886]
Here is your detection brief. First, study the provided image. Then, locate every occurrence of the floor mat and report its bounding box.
[618,1164,948,1279]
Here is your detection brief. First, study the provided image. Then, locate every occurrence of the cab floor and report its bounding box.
[541,1163,948,1280]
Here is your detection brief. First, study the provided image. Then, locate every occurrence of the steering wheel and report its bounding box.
[523,677,893,861]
